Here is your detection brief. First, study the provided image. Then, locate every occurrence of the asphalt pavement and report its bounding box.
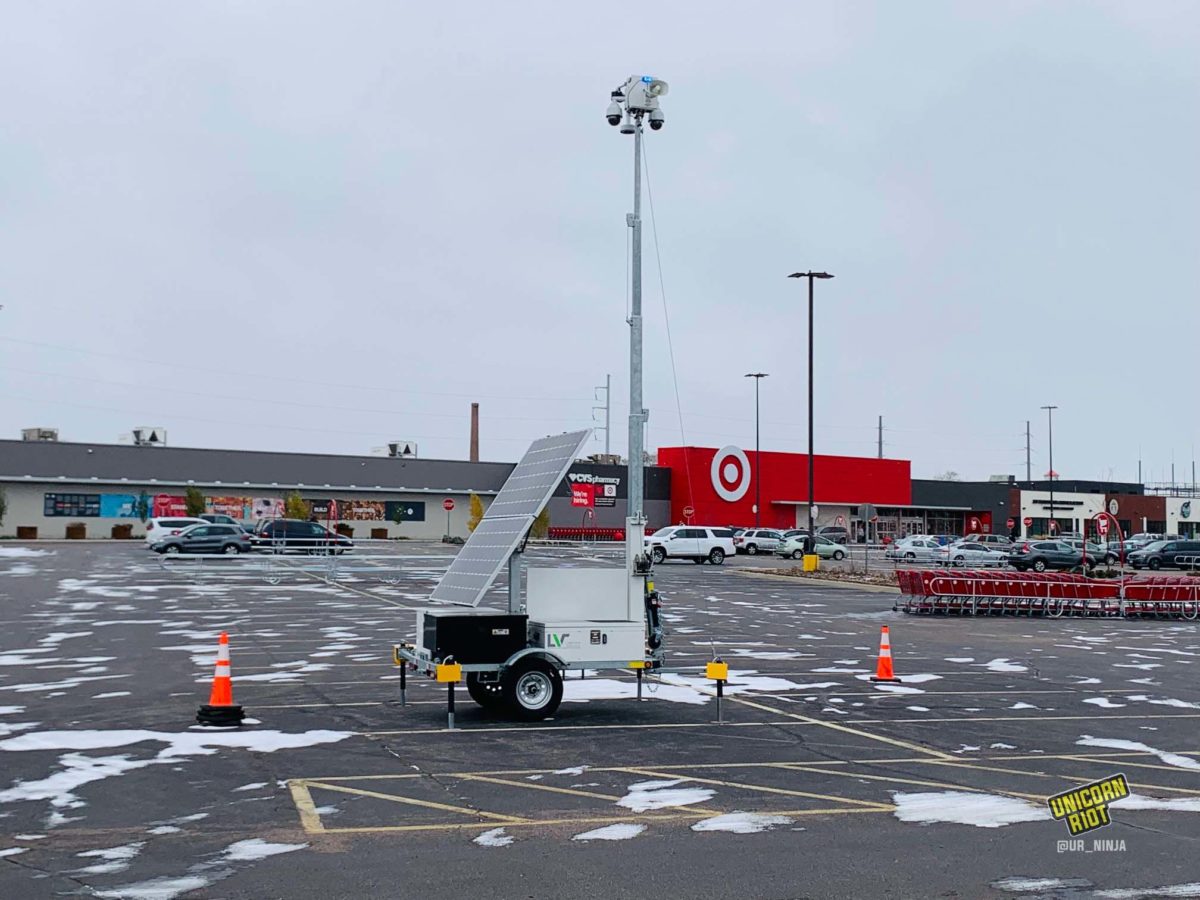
[0,542,1198,900]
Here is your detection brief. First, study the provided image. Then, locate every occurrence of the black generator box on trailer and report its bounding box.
[419,610,529,664]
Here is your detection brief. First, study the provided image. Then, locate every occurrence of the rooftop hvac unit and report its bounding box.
[132,427,167,447]
[388,440,418,459]
[21,427,59,442]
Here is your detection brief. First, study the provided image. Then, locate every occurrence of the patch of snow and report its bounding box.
[0,707,26,716]
[990,743,1016,750]
[0,847,28,857]
[1010,702,1038,710]
[891,790,1051,828]
[15,834,45,840]
[1120,793,1200,813]
[617,779,715,812]
[1077,736,1200,771]
[221,838,307,861]
[690,812,792,833]
[74,841,145,875]
[552,766,587,776]
[474,828,514,847]
[873,684,925,694]
[0,548,49,558]
[992,877,1091,892]
[1127,695,1200,710]
[571,823,645,842]
[92,692,132,700]
[1093,883,1200,899]
[906,706,930,712]
[95,875,213,900]
[977,659,1027,673]
[1072,677,1102,685]
[233,782,269,792]
[945,657,975,663]
[147,825,181,835]
[1083,698,1126,709]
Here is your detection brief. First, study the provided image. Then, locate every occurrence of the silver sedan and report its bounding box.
[937,541,1009,567]
[885,537,943,562]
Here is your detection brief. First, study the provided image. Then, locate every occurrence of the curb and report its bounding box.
[734,568,901,594]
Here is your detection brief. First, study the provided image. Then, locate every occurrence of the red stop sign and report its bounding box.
[1023,517,1033,527]
[443,498,455,512]
[1006,518,1015,529]
[682,505,695,519]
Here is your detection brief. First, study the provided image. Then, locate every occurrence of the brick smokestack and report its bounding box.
[470,402,480,462]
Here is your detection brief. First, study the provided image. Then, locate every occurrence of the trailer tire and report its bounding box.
[466,673,505,709]
[503,659,563,721]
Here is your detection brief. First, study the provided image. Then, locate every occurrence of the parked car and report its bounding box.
[963,534,1013,551]
[252,519,353,554]
[645,526,735,565]
[1008,540,1091,572]
[144,516,208,546]
[775,534,846,561]
[817,526,850,545]
[734,529,785,555]
[200,514,241,526]
[1060,539,1118,565]
[937,541,1009,567]
[885,537,944,562]
[1128,539,1200,570]
[151,523,253,555]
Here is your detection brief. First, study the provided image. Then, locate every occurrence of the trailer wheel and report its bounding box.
[466,673,505,709]
[503,659,563,721]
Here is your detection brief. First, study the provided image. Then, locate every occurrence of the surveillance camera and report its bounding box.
[619,115,636,135]
[606,101,622,126]
[648,108,664,131]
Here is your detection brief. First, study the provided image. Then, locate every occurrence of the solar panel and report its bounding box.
[484,430,593,521]
[429,429,591,606]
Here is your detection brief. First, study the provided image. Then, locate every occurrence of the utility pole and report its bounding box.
[745,373,768,526]
[1041,405,1057,536]
[593,375,611,456]
[877,415,883,459]
[1025,421,1031,483]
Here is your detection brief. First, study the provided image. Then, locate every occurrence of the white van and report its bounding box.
[144,517,208,546]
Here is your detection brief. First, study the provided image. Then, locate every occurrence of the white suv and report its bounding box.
[144,517,208,546]
[645,526,736,565]
[734,528,785,555]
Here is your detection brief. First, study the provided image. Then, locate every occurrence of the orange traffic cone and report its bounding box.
[870,625,902,683]
[197,632,245,727]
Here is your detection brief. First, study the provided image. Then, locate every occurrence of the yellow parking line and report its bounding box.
[287,780,325,834]
[722,694,958,761]
[312,806,893,835]
[612,766,893,811]
[454,774,628,804]
[302,780,530,824]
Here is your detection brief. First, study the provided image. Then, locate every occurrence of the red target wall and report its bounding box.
[657,446,911,528]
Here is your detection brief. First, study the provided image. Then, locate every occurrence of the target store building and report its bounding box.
[657,445,915,539]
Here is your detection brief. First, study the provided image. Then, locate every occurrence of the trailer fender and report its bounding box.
[503,648,567,671]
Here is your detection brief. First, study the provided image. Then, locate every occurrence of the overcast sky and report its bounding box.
[1,2,1197,483]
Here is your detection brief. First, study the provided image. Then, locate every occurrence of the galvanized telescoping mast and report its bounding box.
[606,74,668,619]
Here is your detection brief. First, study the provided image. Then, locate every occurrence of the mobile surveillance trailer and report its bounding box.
[392,76,673,720]
[392,429,665,720]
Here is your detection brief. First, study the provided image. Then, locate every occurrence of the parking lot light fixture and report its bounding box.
[788,272,835,544]
[1041,405,1058,537]
[744,373,768,526]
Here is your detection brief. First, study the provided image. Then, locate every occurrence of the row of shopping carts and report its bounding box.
[895,570,1200,620]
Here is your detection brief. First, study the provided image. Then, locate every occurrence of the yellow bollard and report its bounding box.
[802,554,819,572]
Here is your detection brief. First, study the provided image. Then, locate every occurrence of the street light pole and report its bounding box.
[788,272,834,546]
[744,373,768,527]
[1041,405,1058,536]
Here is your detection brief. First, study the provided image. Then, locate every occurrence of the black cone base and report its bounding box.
[197,704,245,727]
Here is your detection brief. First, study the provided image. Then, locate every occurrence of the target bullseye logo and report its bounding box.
[711,445,751,502]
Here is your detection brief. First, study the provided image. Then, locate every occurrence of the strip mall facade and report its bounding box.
[0,438,1192,541]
